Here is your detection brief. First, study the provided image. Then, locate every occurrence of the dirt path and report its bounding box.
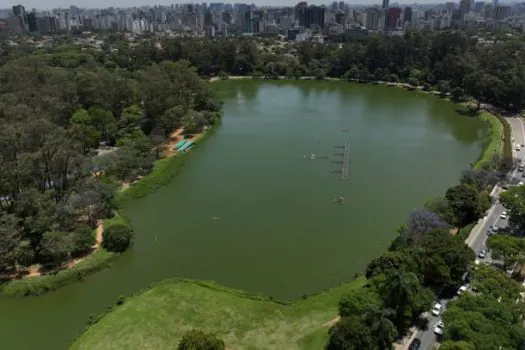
[25,221,105,277]
[321,316,340,328]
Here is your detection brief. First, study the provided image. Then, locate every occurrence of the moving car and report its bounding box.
[408,338,422,350]
[501,211,508,219]
[457,285,468,295]
[434,320,445,335]
[431,302,442,316]
[478,250,487,259]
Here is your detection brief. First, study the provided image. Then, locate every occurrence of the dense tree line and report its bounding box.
[28,32,521,111]
[5,31,524,110]
[0,48,221,274]
[326,163,525,349]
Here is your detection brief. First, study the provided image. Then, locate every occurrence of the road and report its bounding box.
[414,114,525,350]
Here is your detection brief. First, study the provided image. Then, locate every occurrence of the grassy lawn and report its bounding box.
[71,277,366,350]
[472,109,504,169]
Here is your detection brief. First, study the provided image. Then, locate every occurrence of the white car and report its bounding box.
[457,285,468,295]
[434,320,445,335]
[517,144,521,151]
[431,302,442,316]
[478,250,487,259]
[501,211,508,219]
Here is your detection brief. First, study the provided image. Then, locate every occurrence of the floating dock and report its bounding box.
[173,140,188,151]
[340,142,350,181]
[179,141,194,152]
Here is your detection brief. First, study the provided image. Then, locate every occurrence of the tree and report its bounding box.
[380,268,422,334]
[400,209,450,245]
[0,213,23,272]
[363,306,398,350]
[487,235,525,270]
[326,316,377,350]
[339,286,381,316]
[450,87,464,103]
[177,329,225,350]
[437,80,451,98]
[445,184,487,227]
[38,231,74,267]
[470,264,523,301]
[102,223,134,252]
[500,185,525,232]
[71,226,96,257]
[460,169,500,192]
[424,197,455,225]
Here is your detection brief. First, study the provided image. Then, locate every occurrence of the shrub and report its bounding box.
[178,329,225,350]
[71,226,96,257]
[102,224,134,253]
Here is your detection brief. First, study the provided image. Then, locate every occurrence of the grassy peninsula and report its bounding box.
[71,277,366,350]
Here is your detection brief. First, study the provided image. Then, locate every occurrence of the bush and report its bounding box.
[102,224,134,253]
[71,226,96,257]
[178,329,225,350]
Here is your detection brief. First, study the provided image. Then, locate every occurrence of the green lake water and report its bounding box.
[0,81,487,349]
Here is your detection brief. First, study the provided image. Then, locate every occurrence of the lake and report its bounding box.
[0,80,487,349]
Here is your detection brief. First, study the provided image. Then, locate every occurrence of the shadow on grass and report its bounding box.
[456,107,481,117]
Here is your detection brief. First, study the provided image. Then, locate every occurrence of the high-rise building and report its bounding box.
[386,7,401,28]
[459,0,471,20]
[307,5,325,29]
[365,7,380,29]
[12,4,25,17]
[382,0,389,9]
[403,6,412,23]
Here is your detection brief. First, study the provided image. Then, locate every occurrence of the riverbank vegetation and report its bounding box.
[79,31,525,112]
[0,47,221,295]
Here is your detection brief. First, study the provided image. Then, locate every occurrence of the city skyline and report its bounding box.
[1,0,471,11]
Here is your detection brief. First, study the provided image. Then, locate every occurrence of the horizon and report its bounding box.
[2,0,462,11]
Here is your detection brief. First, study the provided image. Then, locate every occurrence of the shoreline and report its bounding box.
[0,80,504,301]
[0,124,216,298]
[70,79,510,348]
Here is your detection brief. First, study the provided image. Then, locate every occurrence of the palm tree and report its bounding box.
[381,268,421,334]
[363,306,398,350]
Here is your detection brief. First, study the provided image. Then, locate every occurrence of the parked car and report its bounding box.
[517,144,521,151]
[501,211,508,219]
[434,320,445,335]
[408,338,422,350]
[431,302,442,316]
[478,250,487,259]
[457,285,468,295]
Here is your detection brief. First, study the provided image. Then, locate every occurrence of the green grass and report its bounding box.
[472,109,504,169]
[70,277,366,350]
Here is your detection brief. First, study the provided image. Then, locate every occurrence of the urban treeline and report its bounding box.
[327,165,525,349]
[0,41,221,277]
[39,30,525,111]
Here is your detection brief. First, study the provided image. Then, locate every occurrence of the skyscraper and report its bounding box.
[382,0,389,9]
[12,4,25,17]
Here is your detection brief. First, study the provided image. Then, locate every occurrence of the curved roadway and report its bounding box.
[414,114,525,350]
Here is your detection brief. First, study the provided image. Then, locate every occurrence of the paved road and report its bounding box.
[413,115,525,350]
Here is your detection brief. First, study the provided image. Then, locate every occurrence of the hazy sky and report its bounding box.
[3,0,443,11]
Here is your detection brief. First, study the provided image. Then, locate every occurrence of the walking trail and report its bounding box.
[27,221,104,277]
